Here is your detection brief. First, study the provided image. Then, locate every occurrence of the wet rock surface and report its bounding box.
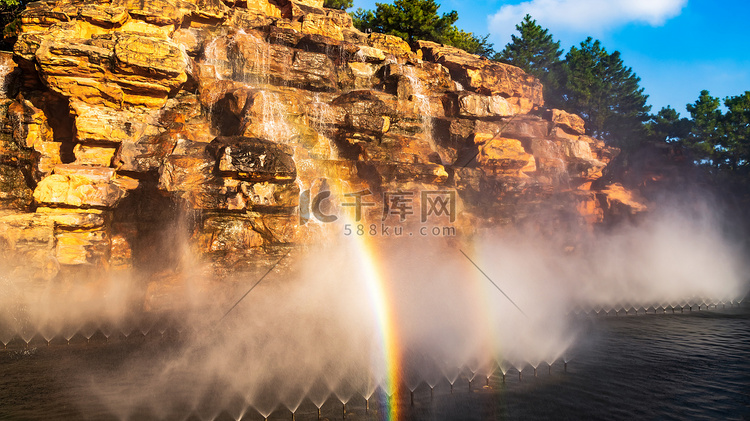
[0,0,645,279]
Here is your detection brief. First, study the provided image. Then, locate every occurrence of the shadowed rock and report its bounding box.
[208,136,297,183]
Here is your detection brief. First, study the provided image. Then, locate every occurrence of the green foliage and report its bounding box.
[495,16,650,146]
[352,0,457,43]
[722,92,750,173]
[558,37,651,146]
[495,14,563,101]
[686,90,750,174]
[646,106,692,144]
[0,0,25,50]
[685,90,722,165]
[323,0,353,10]
[351,8,376,32]
[442,27,494,57]
[350,0,495,57]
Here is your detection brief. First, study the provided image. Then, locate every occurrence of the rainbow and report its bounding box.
[352,235,401,421]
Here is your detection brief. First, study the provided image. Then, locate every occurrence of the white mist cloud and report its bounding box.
[489,0,688,44]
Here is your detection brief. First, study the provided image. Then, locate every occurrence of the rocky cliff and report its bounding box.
[0,0,645,282]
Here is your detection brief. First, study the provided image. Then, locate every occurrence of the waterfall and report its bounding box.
[311,92,338,160]
[402,65,444,164]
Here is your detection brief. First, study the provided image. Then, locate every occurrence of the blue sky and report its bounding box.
[351,0,750,115]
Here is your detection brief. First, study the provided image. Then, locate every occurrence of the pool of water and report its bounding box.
[2,308,749,420]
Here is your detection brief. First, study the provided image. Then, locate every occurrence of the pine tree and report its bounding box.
[323,0,353,10]
[685,90,723,166]
[351,0,494,57]
[721,91,750,174]
[442,27,495,57]
[559,37,651,146]
[352,0,458,43]
[645,106,692,144]
[351,8,376,32]
[686,90,750,174]
[495,14,563,100]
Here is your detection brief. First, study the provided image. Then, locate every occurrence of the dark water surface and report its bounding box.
[1,308,749,420]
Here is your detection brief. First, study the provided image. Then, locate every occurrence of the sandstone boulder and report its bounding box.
[451,92,514,118]
[196,214,265,253]
[416,40,543,110]
[72,144,117,167]
[332,90,398,134]
[208,136,297,183]
[0,212,58,279]
[368,33,415,61]
[546,109,585,135]
[243,0,282,18]
[34,207,107,229]
[71,101,158,144]
[33,28,187,108]
[158,152,215,193]
[55,228,109,265]
[300,13,343,41]
[597,183,647,220]
[33,165,127,208]
[80,4,129,27]
[365,162,448,184]
[476,135,535,176]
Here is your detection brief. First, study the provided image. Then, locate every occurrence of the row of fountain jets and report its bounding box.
[1,299,742,348]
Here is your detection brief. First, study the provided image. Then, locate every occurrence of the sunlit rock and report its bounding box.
[0,212,58,279]
[452,92,515,118]
[244,0,283,18]
[34,207,107,229]
[546,108,586,135]
[367,33,415,61]
[32,28,187,108]
[416,40,543,109]
[598,183,648,218]
[73,145,117,167]
[33,165,127,208]
[55,228,109,266]
[475,135,535,176]
[300,13,344,41]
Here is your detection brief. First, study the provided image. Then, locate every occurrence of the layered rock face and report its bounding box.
[0,0,645,280]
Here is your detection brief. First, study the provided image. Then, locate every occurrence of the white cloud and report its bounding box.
[489,0,687,44]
